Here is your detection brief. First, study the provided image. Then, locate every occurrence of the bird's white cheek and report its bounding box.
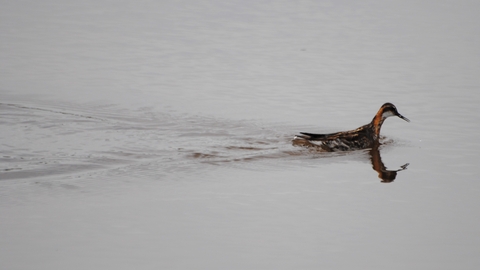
[382,111,395,119]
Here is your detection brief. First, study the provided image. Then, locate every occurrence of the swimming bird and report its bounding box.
[293,103,410,151]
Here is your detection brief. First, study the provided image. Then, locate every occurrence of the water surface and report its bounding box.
[1,1,480,269]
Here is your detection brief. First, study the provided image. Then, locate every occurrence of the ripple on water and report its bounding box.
[0,102,410,182]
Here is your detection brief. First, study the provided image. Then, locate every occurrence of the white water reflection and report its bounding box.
[1,0,480,269]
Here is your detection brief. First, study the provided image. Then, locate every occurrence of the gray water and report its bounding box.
[1,1,480,269]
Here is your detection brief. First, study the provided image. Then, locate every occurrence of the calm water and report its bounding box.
[1,1,480,269]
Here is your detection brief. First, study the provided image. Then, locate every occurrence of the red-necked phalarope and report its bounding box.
[293,103,410,151]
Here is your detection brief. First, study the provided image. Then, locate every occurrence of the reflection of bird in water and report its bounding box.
[293,103,409,151]
[369,141,409,183]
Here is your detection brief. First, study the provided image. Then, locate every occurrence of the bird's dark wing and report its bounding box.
[298,131,344,141]
[297,124,371,141]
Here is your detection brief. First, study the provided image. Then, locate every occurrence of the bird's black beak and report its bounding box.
[397,113,410,122]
